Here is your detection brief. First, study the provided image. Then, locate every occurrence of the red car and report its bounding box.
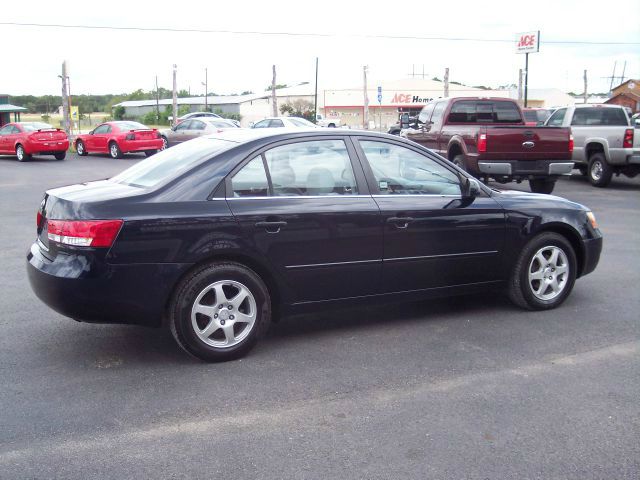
[74,121,163,159]
[0,122,69,161]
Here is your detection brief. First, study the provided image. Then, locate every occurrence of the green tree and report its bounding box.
[113,106,126,120]
[279,99,315,122]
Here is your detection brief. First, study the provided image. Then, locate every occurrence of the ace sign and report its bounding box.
[516,31,540,54]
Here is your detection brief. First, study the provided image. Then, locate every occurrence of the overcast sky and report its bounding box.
[2,0,638,97]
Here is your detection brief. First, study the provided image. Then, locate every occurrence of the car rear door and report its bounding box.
[354,138,505,293]
[225,137,383,303]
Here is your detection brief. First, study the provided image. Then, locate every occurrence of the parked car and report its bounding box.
[251,117,320,129]
[403,97,574,194]
[27,129,602,362]
[160,118,239,149]
[545,104,639,186]
[388,115,417,135]
[74,121,163,159]
[0,122,69,161]
[315,113,341,128]
[522,108,553,126]
[170,111,241,128]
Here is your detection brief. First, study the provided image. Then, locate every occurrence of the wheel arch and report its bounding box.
[532,222,586,277]
[447,138,466,161]
[584,140,609,162]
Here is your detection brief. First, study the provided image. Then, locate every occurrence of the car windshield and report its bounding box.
[21,122,54,132]
[110,137,236,188]
[116,121,148,130]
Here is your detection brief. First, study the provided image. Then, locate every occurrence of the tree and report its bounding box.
[265,84,288,91]
[113,106,126,120]
[279,99,315,122]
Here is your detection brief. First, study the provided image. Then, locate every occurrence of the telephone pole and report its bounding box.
[155,75,160,123]
[60,61,70,135]
[271,65,278,117]
[314,57,319,123]
[172,64,178,127]
[204,68,208,111]
[583,70,588,104]
[518,69,523,106]
[363,65,369,130]
[444,68,450,97]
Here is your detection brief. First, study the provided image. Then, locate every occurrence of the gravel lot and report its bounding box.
[1,152,639,479]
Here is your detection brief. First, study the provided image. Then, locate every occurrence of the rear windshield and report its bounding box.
[110,137,236,188]
[21,122,54,132]
[571,107,628,126]
[116,121,149,130]
[447,101,522,124]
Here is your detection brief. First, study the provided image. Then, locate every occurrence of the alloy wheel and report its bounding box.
[590,160,603,181]
[527,245,569,301]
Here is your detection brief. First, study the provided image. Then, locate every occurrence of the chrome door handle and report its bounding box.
[255,221,287,233]
[387,217,415,229]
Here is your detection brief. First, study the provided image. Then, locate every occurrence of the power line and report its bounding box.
[1,21,638,45]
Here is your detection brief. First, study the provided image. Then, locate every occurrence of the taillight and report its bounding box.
[37,211,43,228]
[623,129,633,148]
[477,133,487,153]
[569,134,574,154]
[125,133,135,140]
[47,220,123,247]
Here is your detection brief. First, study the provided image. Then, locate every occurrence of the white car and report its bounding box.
[315,113,341,128]
[250,117,320,129]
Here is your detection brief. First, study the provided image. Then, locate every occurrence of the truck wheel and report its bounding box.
[529,178,556,194]
[508,232,577,310]
[588,153,612,187]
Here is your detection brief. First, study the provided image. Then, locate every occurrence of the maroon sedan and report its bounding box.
[0,122,69,161]
[75,121,163,159]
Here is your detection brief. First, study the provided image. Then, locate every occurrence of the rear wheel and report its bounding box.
[508,232,577,310]
[144,150,158,157]
[588,153,612,187]
[169,262,271,362]
[529,178,556,194]
[160,136,168,150]
[16,144,30,162]
[54,152,66,160]
[76,140,88,156]
[109,141,123,159]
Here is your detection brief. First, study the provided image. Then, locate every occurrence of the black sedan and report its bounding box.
[27,129,603,361]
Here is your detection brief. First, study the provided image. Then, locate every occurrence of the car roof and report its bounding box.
[202,127,395,144]
[573,104,625,109]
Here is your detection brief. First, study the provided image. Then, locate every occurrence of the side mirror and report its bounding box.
[634,118,640,127]
[89,130,94,135]
[462,177,481,198]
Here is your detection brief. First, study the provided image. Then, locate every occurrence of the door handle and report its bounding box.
[387,217,415,229]
[255,220,287,233]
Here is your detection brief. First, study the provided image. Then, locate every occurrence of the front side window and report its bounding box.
[546,108,567,127]
[430,102,446,124]
[0,125,13,136]
[417,103,435,124]
[93,124,110,134]
[252,120,270,129]
[175,121,191,131]
[269,119,284,128]
[231,156,269,197]
[191,120,206,131]
[264,140,357,196]
[359,140,461,196]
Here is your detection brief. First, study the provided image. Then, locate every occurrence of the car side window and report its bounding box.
[0,125,13,135]
[231,156,269,197]
[269,119,284,128]
[253,120,270,129]
[264,140,357,196]
[93,124,109,134]
[191,120,206,131]
[547,108,567,127]
[417,103,435,124]
[359,140,461,196]
[176,121,191,131]
[430,102,446,124]
[447,101,477,123]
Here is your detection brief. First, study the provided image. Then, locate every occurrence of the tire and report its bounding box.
[144,150,158,157]
[160,136,168,150]
[54,152,66,160]
[16,144,30,162]
[508,232,577,311]
[169,262,271,362]
[76,140,88,156]
[109,141,123,159]
[588,153,612,187]
[529,178,556,194]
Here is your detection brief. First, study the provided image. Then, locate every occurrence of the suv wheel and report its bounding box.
[529,178,556,194]
[508,232,577,310]
[169,262,271,362]
[588,153,612,187]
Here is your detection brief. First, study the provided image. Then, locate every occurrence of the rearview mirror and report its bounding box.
[462,177,481,198]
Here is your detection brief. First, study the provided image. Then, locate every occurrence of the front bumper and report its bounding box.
[26,242,190,327]
[478,160,574,177]
[579,236,603,278]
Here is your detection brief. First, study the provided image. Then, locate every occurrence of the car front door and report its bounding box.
[0,125,14,153]
[186,119,206,141]
[89,124,111,152]
[355,138,505,293]
[225,137,383,303]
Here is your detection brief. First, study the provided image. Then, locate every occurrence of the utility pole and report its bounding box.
[524,52,529,107]
[172,64,178,127]
[155,75,160,123]
[60,61,70,135]
[363,65,369,130]
[271,65,278,117]
[444,68,450,97]
[518,69,523,106]
[204,68,208,111]
[314,57,319,123]
[583,70,588,104]
[608,61,617,91]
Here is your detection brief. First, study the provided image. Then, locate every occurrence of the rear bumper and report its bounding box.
[26,242,190,327]
[24,140,69,154]
[579,236,603,278]
[120,138,163,153]
[477,160,574,177]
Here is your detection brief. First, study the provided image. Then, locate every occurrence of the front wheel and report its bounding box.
[508,232,577,310]
[54,152,66,160]
[529,178,556,194]
[144,150,158,157]
[109,141,123,159]
[76,140,88,156]
[169,262,271,362]
[16,144,31,162]
[588,153,612,187]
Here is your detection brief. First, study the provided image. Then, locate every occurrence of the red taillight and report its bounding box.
[623,128,633,148]
[477,133,487,153]
[47,219,123,247]
[37,211,43,228]
[569,134,574,154]
[125,133,135,140]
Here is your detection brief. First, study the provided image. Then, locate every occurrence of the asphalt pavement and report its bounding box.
[0,153,638,479]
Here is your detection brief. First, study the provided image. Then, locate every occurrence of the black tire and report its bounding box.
[588,153,612,187]
[529,178,556,194]
[144,150,158,157]
[16,144,31,162]
[169,261,271,362]
[54,152,66,160]
[508,232,577,311]
[160,136,168,150]
[76,140,88,156]
[577,165,587,176]
[109,141,123,159]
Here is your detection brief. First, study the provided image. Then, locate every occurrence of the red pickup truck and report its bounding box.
[403,97,573,193]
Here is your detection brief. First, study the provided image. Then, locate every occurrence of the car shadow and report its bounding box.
[563,173,640,191]
[0,156,62,163]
